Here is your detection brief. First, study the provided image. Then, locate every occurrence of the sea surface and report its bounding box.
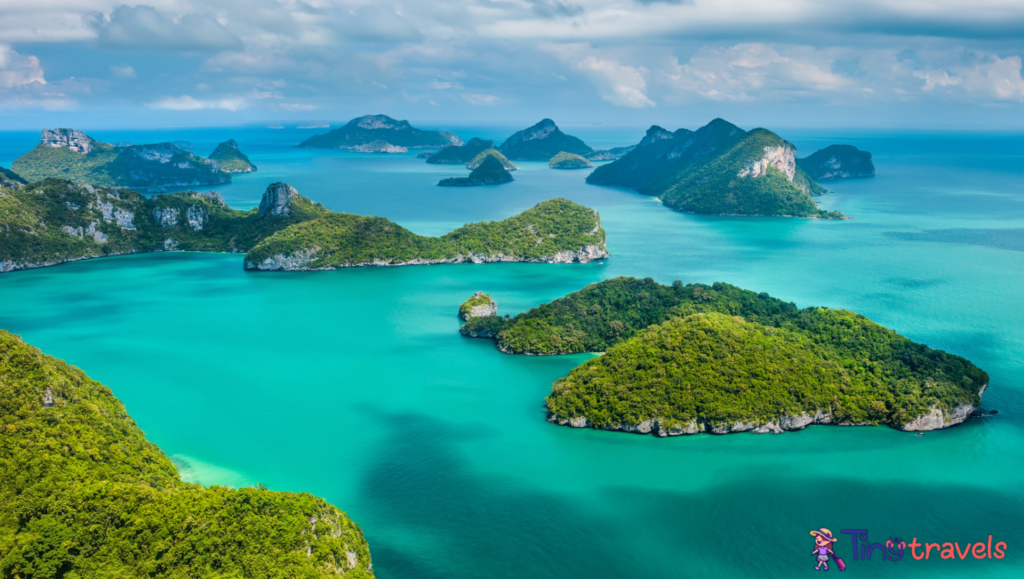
[1,124,1023,578]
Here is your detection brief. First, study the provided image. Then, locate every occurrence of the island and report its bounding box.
[586,145,636,161]
[437,156,514,187]
[797,144,875,180]
[549,152,593,169]
[467,149,516,170]
[425,137,494,164]
[498,119,593,161]
[0,329,374,577]
[459,291,498,321]
[243,197,608,270]
[296,115,462,150]
[0,179,328,273]
[586,120,844,218]
[460,276,988,434]
[208,139,257,173]
[11,129,231,189]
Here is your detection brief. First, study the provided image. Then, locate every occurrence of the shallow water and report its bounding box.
[1,125,1022,578]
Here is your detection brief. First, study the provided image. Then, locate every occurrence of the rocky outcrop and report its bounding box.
[41,128,98,154]
[61,222,108,243]
[186,205,207,231]
[459,291,498,321]
[549,396,984,436]
[900,403,976,431]
[153,207,179,227]
[258,182,299,217]
[352,140,407,153]
[246,247,320,271]
[738,145,796,181]
[246,244,610,271]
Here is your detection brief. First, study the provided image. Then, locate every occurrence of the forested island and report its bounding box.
[0,179,326,272]
[499,119,593,161]
[426,137,495,164]
[0,177,605,273]
[244,198,607,270]
[460,277,987,434]
[549,152,593,169]
[0,329,374,577]
[587,120,844,218]
[10,129,242,189]
[208,139,258,173]
[296,115,461,149]
[437,156,514,187]
[797,145,876,180]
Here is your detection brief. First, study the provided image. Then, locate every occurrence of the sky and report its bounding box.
[2,0,1024,130]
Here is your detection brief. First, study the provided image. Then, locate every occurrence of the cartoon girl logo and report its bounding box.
[811,528,846,571]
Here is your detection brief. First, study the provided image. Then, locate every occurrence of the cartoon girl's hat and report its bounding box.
[810,528,838,542]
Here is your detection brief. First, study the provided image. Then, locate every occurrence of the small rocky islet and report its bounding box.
[437,156,514,187]
[459,276,988,436]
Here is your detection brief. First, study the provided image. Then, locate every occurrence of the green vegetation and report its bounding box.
[797,144,875,180]
[0,329,374,577]
[244,198,606,270]
[459,291,497,321]
[547,309,985,430]
[12,134,229,189]
[426,138,494,165]
[467,149,516,171]
[437,156,514,187]
[0,179,326,271]
[0,166,26,189]
[461,276,987,430]
[549,152,593,169]
[297,115,461,149]
[499,119,593,161]
[587,119,843,218]
[208,139,257,173]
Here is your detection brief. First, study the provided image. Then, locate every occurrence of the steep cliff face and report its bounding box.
[41,128,97,154]
[259,182,301,216]
[737,145,796,180]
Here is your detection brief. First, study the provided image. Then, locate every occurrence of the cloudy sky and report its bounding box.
[2,0,1024,129]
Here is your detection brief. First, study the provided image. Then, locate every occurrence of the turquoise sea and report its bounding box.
[1,125,1022,578]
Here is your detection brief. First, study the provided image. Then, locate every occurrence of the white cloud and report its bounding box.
[0,44,46,88]
[460,93,501,105]
[97,5,243,51]
[431,80,463,90]
[148,95,246,111]
[109,63,136,78]
[577,55,655,107]
[659,43,851,102]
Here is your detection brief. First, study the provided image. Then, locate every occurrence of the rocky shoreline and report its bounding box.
[245,244,609,271]
[546,389,986,436]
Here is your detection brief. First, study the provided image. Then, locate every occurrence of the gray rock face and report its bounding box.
[737,145,797,181]
[153,207,179,227]
[41,128,97,154]
[900,404,976,431]
[186,205,206,231]
[247,247,320,271]
[258,182,299,217]
[459,291,498,321]
[352,140,408,153]
[61,222,107,243]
